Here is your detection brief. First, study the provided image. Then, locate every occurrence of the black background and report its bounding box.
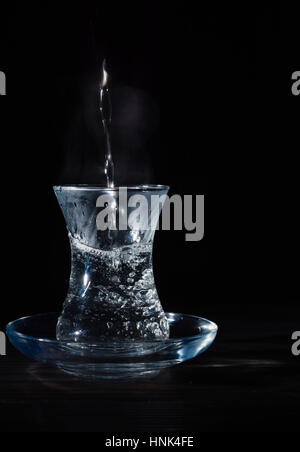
[0,3,299,433]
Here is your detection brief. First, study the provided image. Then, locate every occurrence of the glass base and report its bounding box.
[6,312,218,380]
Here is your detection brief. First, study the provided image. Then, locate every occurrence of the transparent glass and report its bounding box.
[53,185,170,343]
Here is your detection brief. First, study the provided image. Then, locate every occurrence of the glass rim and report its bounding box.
[53,184,170,192]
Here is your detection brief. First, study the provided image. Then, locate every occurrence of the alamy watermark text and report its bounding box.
[96,189,204,242]
[0,331,6,355]
[291,71,300,96]
[292,331,300,356]
[0,71,6,95]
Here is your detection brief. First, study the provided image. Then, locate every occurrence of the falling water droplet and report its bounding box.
[100,59,115,188]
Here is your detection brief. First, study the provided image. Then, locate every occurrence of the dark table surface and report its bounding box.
[0,304,299,432]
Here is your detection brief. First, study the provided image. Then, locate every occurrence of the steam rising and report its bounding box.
[60,74,158,185]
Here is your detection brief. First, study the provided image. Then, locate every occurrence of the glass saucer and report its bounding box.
[6,313,218,379]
